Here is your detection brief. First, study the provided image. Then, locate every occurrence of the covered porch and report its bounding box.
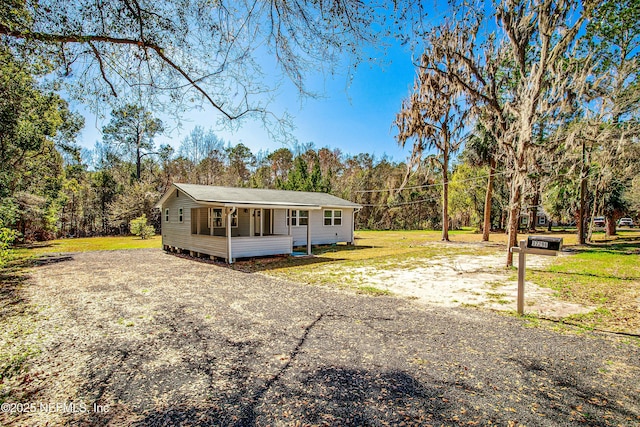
[166,205,314,263]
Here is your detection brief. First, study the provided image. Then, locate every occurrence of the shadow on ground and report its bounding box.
[168,244,376,273]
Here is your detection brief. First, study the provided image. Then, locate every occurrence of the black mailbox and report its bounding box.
[527,236,563,251]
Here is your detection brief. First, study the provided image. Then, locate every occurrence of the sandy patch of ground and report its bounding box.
[340,250,593,318]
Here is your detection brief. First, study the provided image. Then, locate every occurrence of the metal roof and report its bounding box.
[156,183,362,209]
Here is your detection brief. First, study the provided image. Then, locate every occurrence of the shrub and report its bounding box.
[0,227,18,268]
[129,215,155,239]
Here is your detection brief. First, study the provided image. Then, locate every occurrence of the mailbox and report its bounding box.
[526,236,562,252]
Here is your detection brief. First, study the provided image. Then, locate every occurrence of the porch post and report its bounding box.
[287,209,291,236]
[259,208,263,236]
[249,209,255,236]
[210,208,214,236]
[197,209,201,235]
[226,207,235,264]
[306,219,311,255]
[351,208,361,245]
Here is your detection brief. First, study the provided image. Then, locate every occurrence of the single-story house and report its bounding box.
[519,206,549,228]
[155,183,362,263]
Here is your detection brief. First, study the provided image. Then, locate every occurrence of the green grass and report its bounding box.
[528,232,640,334]
[14,235,162,257]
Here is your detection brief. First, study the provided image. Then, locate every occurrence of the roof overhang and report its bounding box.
[154,184,362,210]
[207,202,322,210]
[155,183,361,210]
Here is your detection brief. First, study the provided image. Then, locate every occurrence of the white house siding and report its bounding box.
[161,188,357,259]
[161,191,229,257]
[273,208,355,246]
[162,191,294,259]
[185,235,228,258]
[162,189,199,251]
[231,236,293,258]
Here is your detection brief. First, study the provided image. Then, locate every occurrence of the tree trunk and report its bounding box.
[528,186,540,233]
[577,140,588,244]
[506,176,523,267]
[482,158,496,242]
[136,146,142,181]
[578,176,587,244]
[587,193,599,242]
[605,216,616,237]
[442,149,450,241]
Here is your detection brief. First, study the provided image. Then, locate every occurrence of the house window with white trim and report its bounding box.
[165,208,169,222]
[288,210,309,226]
[208,208,237,228]
[323,209,342,226]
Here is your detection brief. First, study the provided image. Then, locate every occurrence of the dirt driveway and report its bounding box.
[3,249,639,426]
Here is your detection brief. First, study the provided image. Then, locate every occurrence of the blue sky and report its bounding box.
[72,1,474,163]
[75,41,419,162]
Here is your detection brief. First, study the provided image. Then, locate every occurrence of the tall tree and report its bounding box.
[572,0,640,241]
[225,143,255,186]
[395,50,467,241]
[178,126,224,165]
[102,104,164,181]
[0,46,82,240]
[464,124,500,241]
[419,1,587,264]
[267,148,294,186]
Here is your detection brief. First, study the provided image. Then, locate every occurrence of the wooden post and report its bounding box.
[259,208,263,236]
[517,240,526,315]
[306,220,311,255]
[249,208,254,237]
[511,238,560,316]
[226,207,235,264]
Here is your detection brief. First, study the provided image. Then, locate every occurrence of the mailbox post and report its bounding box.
[510,236,563,315]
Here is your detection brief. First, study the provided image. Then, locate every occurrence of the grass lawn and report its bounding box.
[13,235,162,257]
[528,231,640,334]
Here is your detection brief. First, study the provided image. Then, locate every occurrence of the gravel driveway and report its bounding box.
[4,248,639,426]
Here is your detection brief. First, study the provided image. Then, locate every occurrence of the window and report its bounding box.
[288,210,309,226]
[208,208,237,228]
[178,208,183,223]
[323,210,342,226]
[165,209,169,222]
[209,208,223,228]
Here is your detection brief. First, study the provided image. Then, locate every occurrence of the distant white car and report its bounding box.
[593,216,605,227]
[618,218,635,227]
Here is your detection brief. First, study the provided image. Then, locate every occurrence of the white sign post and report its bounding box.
[510,237,563,315]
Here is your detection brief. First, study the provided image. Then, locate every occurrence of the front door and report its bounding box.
[254,209,262,236]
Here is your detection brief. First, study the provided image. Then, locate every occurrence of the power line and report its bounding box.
[357,166,596,208]
[354,158,567,194]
